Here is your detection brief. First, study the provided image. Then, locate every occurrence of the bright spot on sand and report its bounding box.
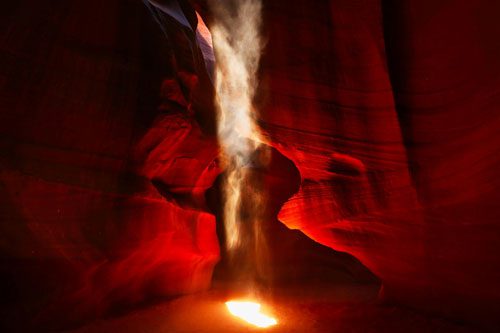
[226,301,277,328]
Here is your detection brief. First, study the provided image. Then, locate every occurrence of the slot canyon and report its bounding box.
[1,0,499,332]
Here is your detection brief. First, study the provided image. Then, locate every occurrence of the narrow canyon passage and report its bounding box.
[1,0,499,332]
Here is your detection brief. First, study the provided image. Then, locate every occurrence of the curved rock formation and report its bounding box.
[0,0,219,329]
[1,0,499,331]
[258,0,500,327]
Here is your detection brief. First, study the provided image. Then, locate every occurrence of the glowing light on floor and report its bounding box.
[226,301,277,328]
[212,3,275,329]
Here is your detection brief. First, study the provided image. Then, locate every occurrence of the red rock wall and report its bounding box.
[1,0,500,330]
[0,0,219,329]
[259,0,500,327]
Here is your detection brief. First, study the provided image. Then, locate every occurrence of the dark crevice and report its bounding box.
[380,0,421,197]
